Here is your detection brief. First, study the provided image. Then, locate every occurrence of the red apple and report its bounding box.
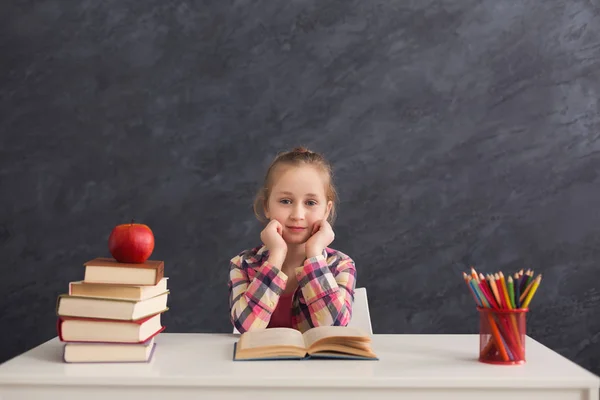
[108,220,155,263]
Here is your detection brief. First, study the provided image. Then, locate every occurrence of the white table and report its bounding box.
[0,333,598,400]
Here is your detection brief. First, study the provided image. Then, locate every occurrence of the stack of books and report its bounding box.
[56,257,169,363]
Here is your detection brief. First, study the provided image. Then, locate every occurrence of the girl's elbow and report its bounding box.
[234,324,249,334]
[336,311,352,326]
[319,309,352,327]
[230,307,248,333]
[231,314,267,333]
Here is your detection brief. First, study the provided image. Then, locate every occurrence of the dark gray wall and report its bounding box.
[2,0,600,375]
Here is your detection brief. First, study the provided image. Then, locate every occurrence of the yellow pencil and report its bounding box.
[519,275,537,303]
[521,275,542,308]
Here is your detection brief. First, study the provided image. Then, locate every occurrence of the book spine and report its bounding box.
[56,318,64,341]
[63,343,157,364]
[55,295,63,316]
[59,326,165,344]
[155,262,165,285]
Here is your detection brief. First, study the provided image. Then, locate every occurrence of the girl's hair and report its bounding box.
[253,146,338,224]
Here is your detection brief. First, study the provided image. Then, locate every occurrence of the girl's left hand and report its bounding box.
[305,220,335,259]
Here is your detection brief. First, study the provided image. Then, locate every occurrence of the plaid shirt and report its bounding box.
[228,245,357,333]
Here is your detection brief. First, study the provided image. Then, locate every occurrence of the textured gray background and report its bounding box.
[1,0,600,375]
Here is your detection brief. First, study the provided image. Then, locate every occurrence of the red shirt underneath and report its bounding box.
[267,291,295,329]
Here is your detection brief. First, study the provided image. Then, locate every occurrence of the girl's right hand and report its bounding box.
[260,219,287,255]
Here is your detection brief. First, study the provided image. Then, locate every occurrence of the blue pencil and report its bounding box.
[470,279,489,308]
[466,277,483,307]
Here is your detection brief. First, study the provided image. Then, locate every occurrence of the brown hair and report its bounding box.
[253,146,338,224]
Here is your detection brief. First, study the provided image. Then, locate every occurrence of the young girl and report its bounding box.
[228,147,357,333]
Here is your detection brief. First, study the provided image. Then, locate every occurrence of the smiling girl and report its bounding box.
[228,147,357,333]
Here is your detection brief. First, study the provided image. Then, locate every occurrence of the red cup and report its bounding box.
[478,307,528,365]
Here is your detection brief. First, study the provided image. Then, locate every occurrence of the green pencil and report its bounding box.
[524,269,534,291]
[508,276,515,308]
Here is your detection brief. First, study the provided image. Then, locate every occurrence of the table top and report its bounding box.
[0,333,598,390]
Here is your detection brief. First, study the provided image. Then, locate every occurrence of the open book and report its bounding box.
[233,326,378,361]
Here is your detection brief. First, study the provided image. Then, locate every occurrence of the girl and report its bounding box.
[228,147,357,333]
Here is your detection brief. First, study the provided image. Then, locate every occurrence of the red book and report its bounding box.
[57,311,165,344]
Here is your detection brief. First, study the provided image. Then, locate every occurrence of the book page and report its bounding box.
[302,326,369,349]
[239,328,305,350]
[85,266,156,285]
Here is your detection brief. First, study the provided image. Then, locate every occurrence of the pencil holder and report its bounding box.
[478,307,528,365]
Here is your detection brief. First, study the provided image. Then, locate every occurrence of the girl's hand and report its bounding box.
[261,220,287,265]
[305,220,335,259]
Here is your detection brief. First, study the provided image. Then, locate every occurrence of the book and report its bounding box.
[69,278,168,301]
[232,326,378,361]
[83,257,164,286]
[63,338,156,363]
[58,312,165,343]
[57,291,169,321]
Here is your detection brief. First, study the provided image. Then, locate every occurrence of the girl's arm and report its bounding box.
[228,253,288,333]
[295,253,357,327]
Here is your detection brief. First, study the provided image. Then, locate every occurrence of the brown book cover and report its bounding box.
[83,258,164,286]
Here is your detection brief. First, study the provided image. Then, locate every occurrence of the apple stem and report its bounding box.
[131,219,135,225]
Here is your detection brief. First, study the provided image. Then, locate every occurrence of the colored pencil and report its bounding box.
[462,266,542,363]
[479,281,498,309]
[487,275,502,307]
[519,275,538,304]
[520,269,532,293]
[471,279,490,308]
[463,273,480,305]
[494,273,508,309]
[467,277,484,307]
[464,267,541,309]
[525,269,534,288]
[478,274,499,309]
[521,275,542,308]
[513,272,521,308]
[505,275,523,350]
[486,312,510,361]
[498,272,512,310]
[507,276,515,309]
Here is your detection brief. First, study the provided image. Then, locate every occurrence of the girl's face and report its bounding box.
[265,165,332,245]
